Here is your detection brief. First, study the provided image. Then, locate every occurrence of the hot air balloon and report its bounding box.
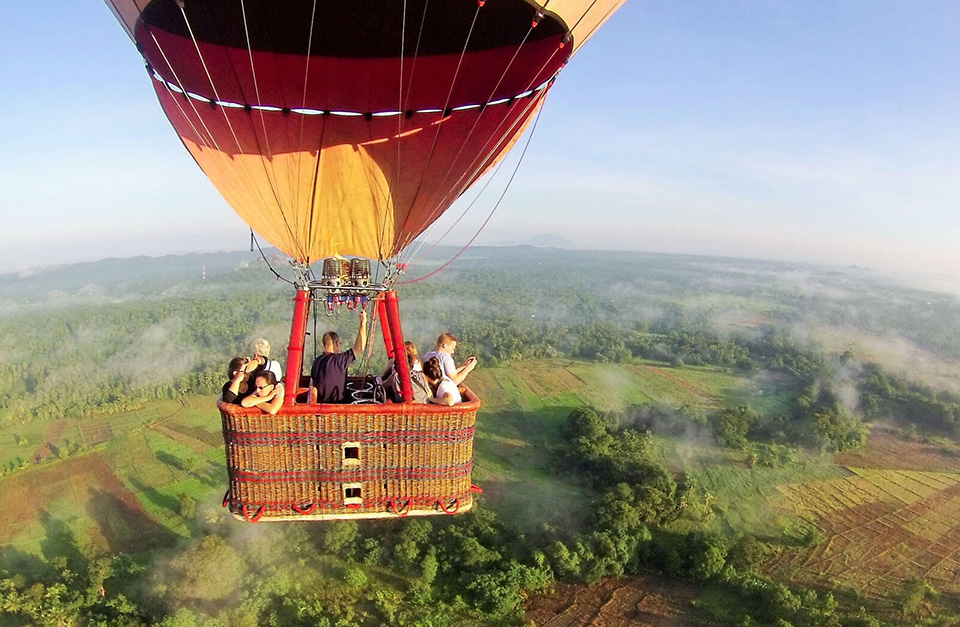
[105,0,627,521]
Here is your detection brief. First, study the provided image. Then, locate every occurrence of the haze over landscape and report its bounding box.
[2,2,960,280]
[4,246,960,624]
[4,3,960,624]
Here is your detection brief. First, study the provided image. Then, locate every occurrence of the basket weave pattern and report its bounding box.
[219,391,480,521]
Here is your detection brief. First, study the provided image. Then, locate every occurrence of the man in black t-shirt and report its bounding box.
[310,309,367,403]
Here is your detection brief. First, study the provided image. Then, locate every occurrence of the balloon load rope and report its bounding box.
[250,230,295,285]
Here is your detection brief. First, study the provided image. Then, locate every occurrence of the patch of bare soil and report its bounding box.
[526,577,721,627]
[834,426,960,472]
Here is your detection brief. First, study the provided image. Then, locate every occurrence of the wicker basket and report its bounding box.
[218,389,480,522]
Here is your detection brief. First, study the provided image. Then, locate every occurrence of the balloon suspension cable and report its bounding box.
[395,3,483,248]
[396,46,566,269]
[250,230,295,285]
[399,91,548,285]
[400,20,537,255]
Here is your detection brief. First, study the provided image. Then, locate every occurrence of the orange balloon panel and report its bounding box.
[155,83,549,261]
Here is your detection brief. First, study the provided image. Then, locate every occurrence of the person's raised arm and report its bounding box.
[227,369,246,395]
[351,309,368,358]
[449,356,477,385]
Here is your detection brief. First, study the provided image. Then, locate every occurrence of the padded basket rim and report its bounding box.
[218,387,480,417]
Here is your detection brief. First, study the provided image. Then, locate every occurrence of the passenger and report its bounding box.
[222,356,252,403]
[384,341,431,403]
[424,356,462,406]
[241,370,284,415]
[422,332,477,386]
[248,338,283,380]
[310,309,367,403]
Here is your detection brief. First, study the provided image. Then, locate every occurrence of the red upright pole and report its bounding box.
[377,296,395,359]
[383,291,413,402]
[283,288,311,406]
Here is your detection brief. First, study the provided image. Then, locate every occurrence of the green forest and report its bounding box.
[2,247,960,626]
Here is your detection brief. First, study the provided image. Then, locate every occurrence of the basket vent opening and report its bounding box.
[343,483,363,505]
[342,442,361,466]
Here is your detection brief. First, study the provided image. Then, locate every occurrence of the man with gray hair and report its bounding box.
[247,338,283,380]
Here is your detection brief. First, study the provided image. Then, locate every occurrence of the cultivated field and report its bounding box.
[0,396,224,575]
[769,469,960,610]
[526,577,721,627]
[755,428,960,617]
[11,358,956,619]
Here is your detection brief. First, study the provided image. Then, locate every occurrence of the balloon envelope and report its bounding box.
[106,0,626,262]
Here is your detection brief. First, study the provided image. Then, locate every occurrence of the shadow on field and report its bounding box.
[471,405,590,531]
[0,544,49,580]
[128,477,181,516]
[195,459,227,489]
[0,511,89,581]
[86,489,177,553]
[39,509,88,575]
[472,476,591,535]
[155,450,186,471]
[480,406,574,442]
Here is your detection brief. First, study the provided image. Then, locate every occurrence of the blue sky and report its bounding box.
[3,2,959,280]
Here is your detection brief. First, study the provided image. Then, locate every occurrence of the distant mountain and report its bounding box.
[0,250,272,305]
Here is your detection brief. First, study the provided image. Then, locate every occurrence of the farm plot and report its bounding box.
[768,468,960,605]
[526,577,720,627]
[686,462,849,537]
[471,359,747,414]
[834,426,960,472]
[0,452,174,561]
[522,364,587,400]
[472,362,585,411]
[30,419,75,462]
[76,400,184,447]
[162,400,224,449]
[568,362,733,411]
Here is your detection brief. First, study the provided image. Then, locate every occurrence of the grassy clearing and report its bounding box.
[676,457,849,539]
[0,420,51,468]
[469,359,754,532]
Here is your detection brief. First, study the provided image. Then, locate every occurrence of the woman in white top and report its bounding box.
[423,356,462,406]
